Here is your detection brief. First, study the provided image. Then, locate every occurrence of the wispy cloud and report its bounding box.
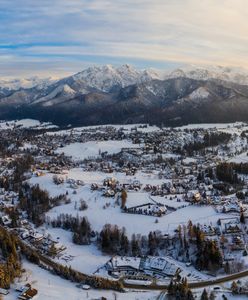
[0,0,248,77]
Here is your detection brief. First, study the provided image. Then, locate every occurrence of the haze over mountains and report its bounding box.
[1,64,248,127]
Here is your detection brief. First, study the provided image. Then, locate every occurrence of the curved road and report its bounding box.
[6,226,248,292]
[121,268,248,290]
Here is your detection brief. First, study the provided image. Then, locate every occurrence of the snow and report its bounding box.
[229,152,248,163]
[46,124,160,137]
[72,64,160,93]
[19,143,38,150]
[0,119,58,130]
[7,260,243,300]
[41,228,109,275]
[188,87,210,100]
[151,195,190,209]
[55,140,139,160]
[5,260,159,300]
[177,122,246,130]
[125,192,151,208]
[0,76,56,91]
[166,64,248,85]
[29,170,232,239]
[33,84,76,106]
[48,194,230,237]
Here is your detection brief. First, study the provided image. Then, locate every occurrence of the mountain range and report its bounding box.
[1,64,248,126]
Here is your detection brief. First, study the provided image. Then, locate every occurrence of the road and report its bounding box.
[5,225,248,292]
[121,268,248,290]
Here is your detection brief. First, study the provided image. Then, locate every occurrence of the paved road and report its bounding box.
[5,225,248,292]
[121,268,248,290]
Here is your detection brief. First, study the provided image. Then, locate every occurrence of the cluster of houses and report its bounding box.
[0,188,18,206]
[91,177,142,198]
[217,198,243,213]
[10,223,67,257]
[0,284,38,300]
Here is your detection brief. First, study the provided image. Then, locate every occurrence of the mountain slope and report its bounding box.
[0,64,248,126]
[166,65,248,85]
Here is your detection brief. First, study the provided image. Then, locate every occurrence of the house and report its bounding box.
[222,200,242,213]
[193,192,201,202]
[0,288,9,295]
[29,232,44,242]
[1,215,11,226]
[17,284,38,300]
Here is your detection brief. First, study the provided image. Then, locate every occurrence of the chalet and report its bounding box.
[17,284,38,300]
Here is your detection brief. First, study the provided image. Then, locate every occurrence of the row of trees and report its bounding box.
[168,279,216,300]
[178,221,223,272]
[183,132,231,156]
[0,154,34,192]
[231,162,248,175]
[47,214,92,245]
[19,184,68,226]
[167,278,194,300]
[216,162,241,185]
[47,216,223,273]
[99,224,173,256]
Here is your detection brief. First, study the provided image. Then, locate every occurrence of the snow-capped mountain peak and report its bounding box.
[71,64,161,93]
[188,87,210,100]
[166,65,248,85]
[0,76,56,91]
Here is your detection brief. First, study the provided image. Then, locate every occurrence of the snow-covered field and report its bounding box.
[229,152,248,163]
[55,140,140,160]
[27,167,238,279]
[41,227,110,275]
[177,122,247,130]
[30,169,232,237]
[0,119,57,130]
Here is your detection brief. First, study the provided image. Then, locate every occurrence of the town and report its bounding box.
[1,119,248,299]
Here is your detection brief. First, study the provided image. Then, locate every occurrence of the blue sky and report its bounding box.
[0,0,247,78]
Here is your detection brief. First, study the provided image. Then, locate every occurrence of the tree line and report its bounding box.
[0,226,22,289]
[47,214,92,245]
[183,132,231,156]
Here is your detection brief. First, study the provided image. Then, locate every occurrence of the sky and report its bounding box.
[0,0,248,78]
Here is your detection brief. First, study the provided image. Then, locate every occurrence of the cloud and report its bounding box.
[0,0,248,77]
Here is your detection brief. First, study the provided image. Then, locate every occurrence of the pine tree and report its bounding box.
[131,234,140,256]
[167,280,175,295]
[240,209,245,224]
[187,289,194,300]
[201,289,209,300]
[120,231,129,255]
